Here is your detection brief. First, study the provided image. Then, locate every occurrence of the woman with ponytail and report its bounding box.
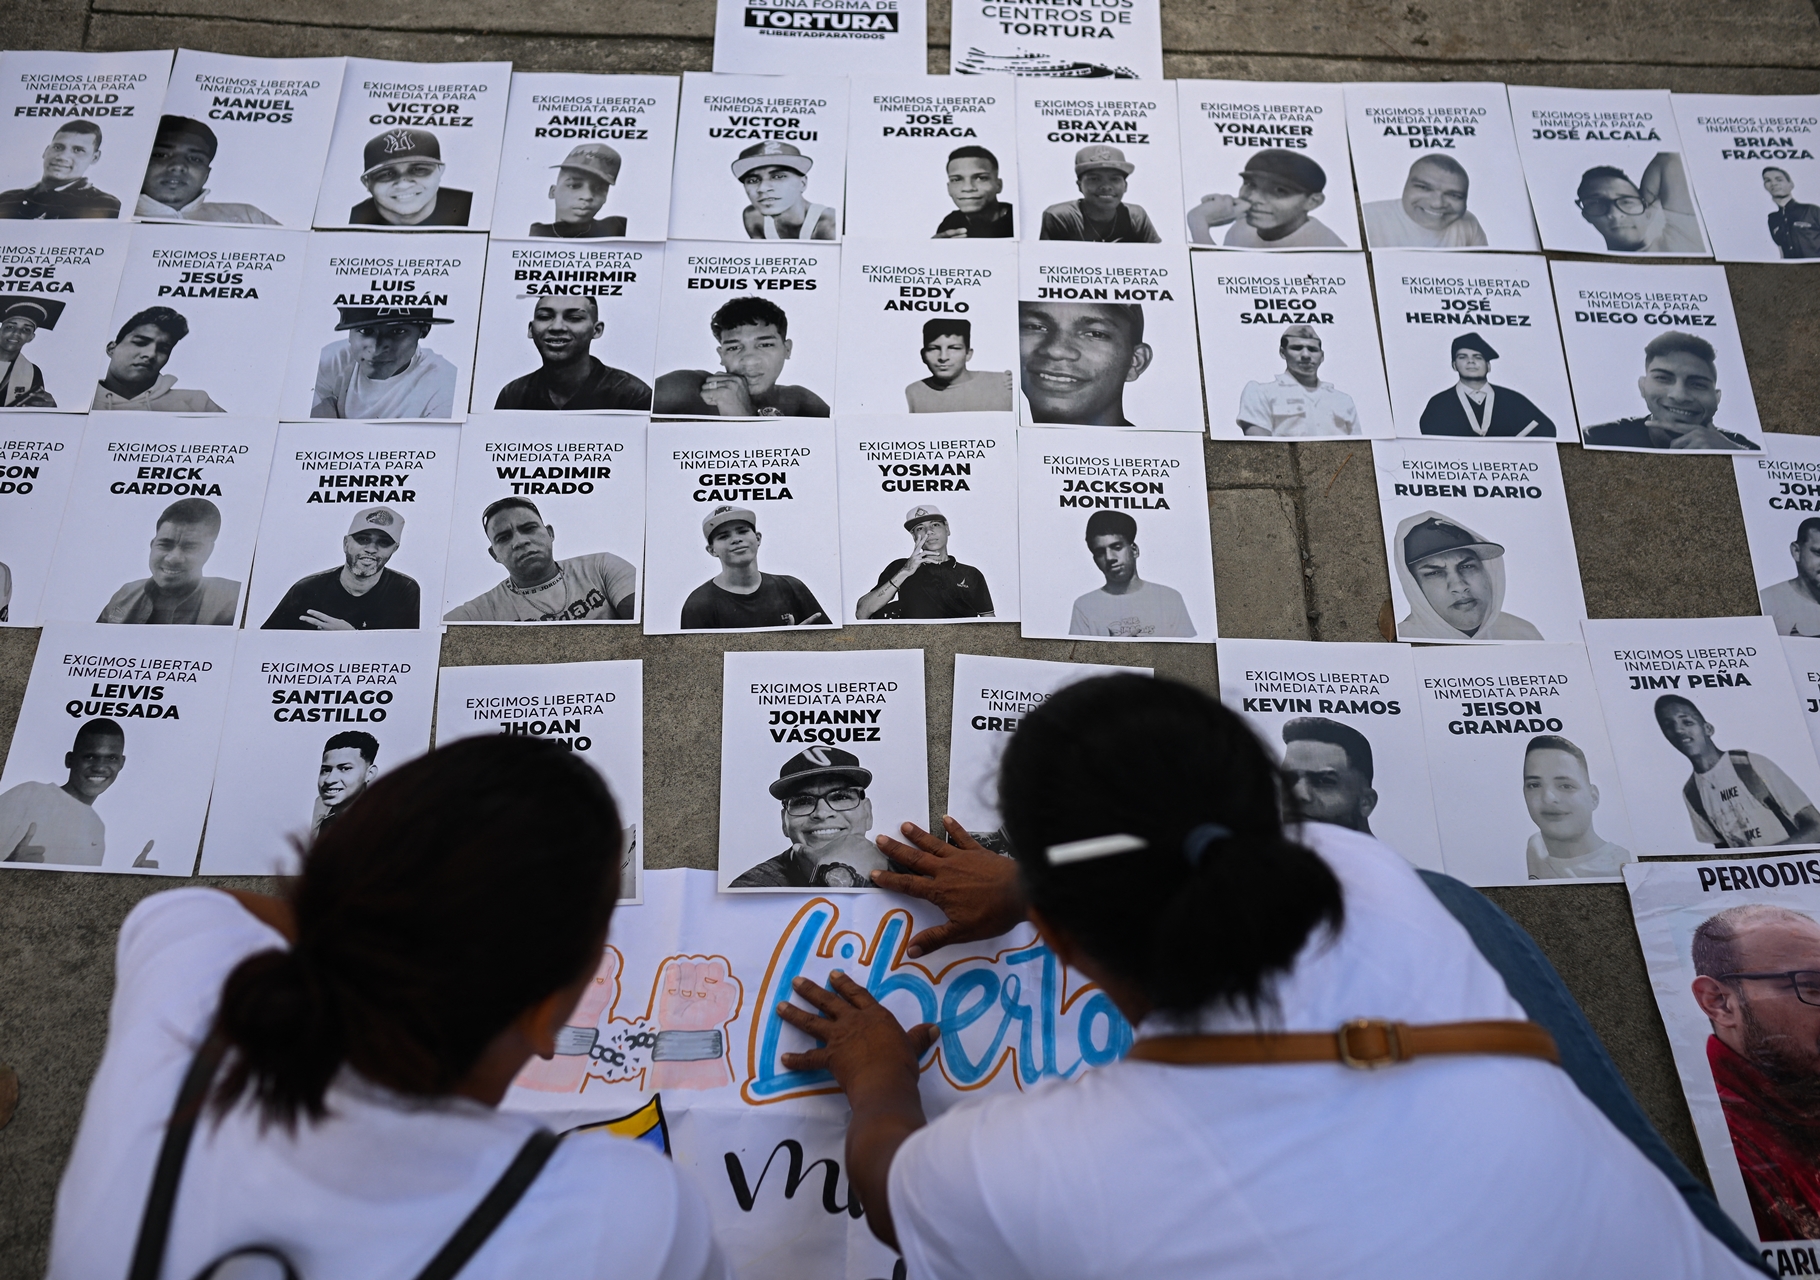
[46,736,728,1280]
[778,675,1761,1280]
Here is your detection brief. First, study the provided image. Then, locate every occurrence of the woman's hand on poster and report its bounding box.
[870,816,1026,958]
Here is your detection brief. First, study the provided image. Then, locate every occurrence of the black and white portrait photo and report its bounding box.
[0,121,120,221]
[0,50,168,222]
[310,730,379,842]
[730,746,886,889]
[1280,716,1378,836]
[936,146,1015,239]
[261,506,421,631]
[1188,149,1347,249]
[1417,333,1555,439]
[1673,93,1820,264]
[135,116,278,225]
[1019,299,1149,426]
[907,319,1014,413]
[533,145,626,239]
[733,141,837,242]
[444,497,636,623]
[1582,331,1757,451]
[682,503,829,631]
[1765,517,1820,638]
[1520,735,1632,879]
[97,497,240,627]
[1040,145,1161,244]
[1735,435,1820,637]
[842,75,1019,240]
[314,305,457,420]
[1390,511,1545,642]
[0,716,125,867]
[855,503,995,621]
[349,128,472,228]
[1,297,63,409]
[654,291,833,419]
[0,221,131,415]
[1017,80,1182,246]
[495,294,651,412]
[1237,325,1359,437]
[90,307,223,414]
[1656,693,1820,849]
[1070,509,1194,638]
[1761,166,1820,261]
[1362,155,1485,249]
[1574,153,1704,256]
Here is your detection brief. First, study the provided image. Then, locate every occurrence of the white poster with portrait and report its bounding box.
[1218,638,1443,872]
[836,415,1015,625]
[950,0,1162,81]
[277,229,484,423]
[0,621,233,877]
[668,73,849,244]
[715,0,926,77]
[1344,81,1536,252]
[1674,93,1820,265]
[947,652,1148,845]
[198,628,440,876]
[312,58,510,232]
[244,421,459,633]
[0,49,173,224]
[0,220,131,414]
[0,415,83,626]
[1192,251,1392,442]
[472,239,661,415]
[1175,80,1360,252]
[442,414,645,625]
[1738,434,1820,638]
[651,242,839,420]
[98,223,306,417]
[834,238,1016,416]
[1016,79,1181,245]
[1783,637,1820,764]
[143,50,345,229]
[643,419,840,636]
[719,646,926,892]
[1508,85,1710,258]
[1584,615,1820,856]
[490,73,678,244]
[1373,251,1576,443]
[1551,260,1761,453]
[1017,240,1200,430]
[1373,437,1585,645]
[435,658,645,902]
[40,416,275,628]
[1016,425,1215,643]
[1412,643,1635,887]
[844,75,1019,241]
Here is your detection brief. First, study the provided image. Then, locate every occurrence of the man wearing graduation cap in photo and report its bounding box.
[1393,511,1544,642]
[1188,148,1346,248]
[134,116,278,225]
[349,129,473,227]
[729,746,901,889]
[733,141,836,241]
[531,144,626,239]
[0,297,61,408]
[1418,332,1556,438]
[312,305,458,420]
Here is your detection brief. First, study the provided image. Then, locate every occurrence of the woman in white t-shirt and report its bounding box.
[777,674,1763,1280]
[47,735,728,1280]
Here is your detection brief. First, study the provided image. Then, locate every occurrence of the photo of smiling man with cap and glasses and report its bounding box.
[855,503,994,621]
[1418,332,1556,438]
[733,140,836,241]
[98,497,240,626]
[681,503,828,631]
[1040,145,1160,243]
[531,143,626,239]
[906,318,1013,413]
[261,506,421,631]
[494,294,651,412]
[349,128,473,227]
[1189,148,1346,248]
[730,746,898,888]
[0,120,118,220]
[1,297,61,408]
[92,306,223,412]
[135,116,277,225]
[312,304,458,420]
[1393,512,1543,641]
[444,496,636,623]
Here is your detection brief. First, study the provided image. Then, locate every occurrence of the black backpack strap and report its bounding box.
[128,1030,230,1280]
[1682,773,1723,846]
[411,1129,564,1280]
[1729,750,1798,840]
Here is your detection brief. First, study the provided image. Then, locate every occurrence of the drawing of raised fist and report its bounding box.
[650,957,741,1091]
[514,946,623,1093]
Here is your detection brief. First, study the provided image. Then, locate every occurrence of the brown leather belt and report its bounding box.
[1126,1018,1560,1070]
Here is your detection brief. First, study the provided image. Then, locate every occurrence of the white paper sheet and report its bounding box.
[1736,434,1820,638]
[950,0,1161,81]
[0,414,83,626]
[0,220,131,414]
[843,75,1019,241]
[1673,93,1820,265]
[714,0,927,76]
[0,49,174,224]
[1016,79,1181,245]
[1782,636,1820,765]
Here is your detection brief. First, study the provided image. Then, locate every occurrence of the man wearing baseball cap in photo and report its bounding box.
[261,506,422,631]
[680,504,829,631]
[730,746,903,889]
[1189,148,1346,248]
[855,504,995,622]
[312,304,458,420]
[1393,511,1543,642]
[531,144,627,239]
[349,128,473,227]
[732,141,836,241]
[1419,332,1556,438]
[134,116,278,225]
[1,296,63,409]
[1040,145,1160,244]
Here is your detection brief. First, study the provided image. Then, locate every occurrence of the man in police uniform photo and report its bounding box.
[92,306,225,412]
[733,141,837,241]
[1393,513,1543,641]
[1583,330,1759,450]
[98,496,240,626]
[1188,149,1345,248]
[0,121,120,219]
[0,297,61,408]
[681,504,829,631]
[1040,145,1160,243]
[1764,167,1820,259]
[1761,516,1820,637]
[1068,509,1195,638]
[444,496,636,622]
[311,730,379,841]
[312,305,459,420]
[494,294,651,411]
[349,129,473,227]
[1657,694,1820,848]
[261,506,421,630]
[1020,300,1150,426]
[0,717,126,867]
[1281,716,1377,835]
[1418,332,1555,438]
[729,746,893,889]
[531,144,627,238]
[654,296,829,418]
[934,145,1013,239]
[1362,154,1487,249]
[1236,324,1359,437]
[905,318,1013,413]
[855,504,994,621]
[134,116,278,225]
[1522,734,1631,879]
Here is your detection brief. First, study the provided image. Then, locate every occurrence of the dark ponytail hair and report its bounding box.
[213,735,622,1127]
[998,675,1342,1018]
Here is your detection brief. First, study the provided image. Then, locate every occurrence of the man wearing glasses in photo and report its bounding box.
[728,746,900,889]
[1574,153,1704,254]
[349,129,473,227]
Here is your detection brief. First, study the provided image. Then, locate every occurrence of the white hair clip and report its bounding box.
[1046,833,1147,866]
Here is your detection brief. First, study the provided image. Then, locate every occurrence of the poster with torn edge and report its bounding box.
[435,658,644,903]
[714,0,927,77]
[844,75,1019,241]
[0,620,233,877]
[1015,78,1182,245]
[1733,432,1820,637]
[1674,93,1820,265]
[0,220,131,414]
[0,414,85,626]
[719,646,927,892]
[950,0,1161,81]
[0,49,174,224]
